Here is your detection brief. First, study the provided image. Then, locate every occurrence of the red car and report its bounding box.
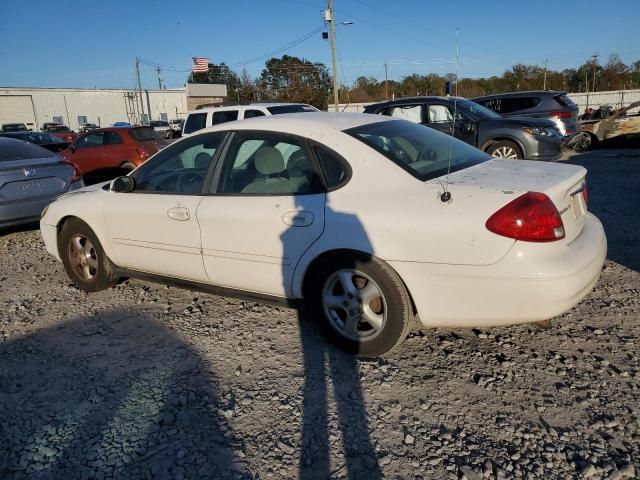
[43,124,78,143]
[61,126,167,178]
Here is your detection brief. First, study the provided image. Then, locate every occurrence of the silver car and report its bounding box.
[0,137,84,229]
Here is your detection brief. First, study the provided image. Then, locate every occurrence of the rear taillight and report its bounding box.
[486,192,565,242]
[551,111,573,119]
[136,147,149,160]
[63,159,81,182]
[582,183,588,206]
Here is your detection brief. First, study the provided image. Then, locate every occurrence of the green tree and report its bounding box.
[259,55,332,110]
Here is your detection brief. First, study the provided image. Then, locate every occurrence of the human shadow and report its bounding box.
[0,309,246,480]
[564,141,640,273]
[281,186,382,480]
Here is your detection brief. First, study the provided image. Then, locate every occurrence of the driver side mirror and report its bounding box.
[110,176,136,193]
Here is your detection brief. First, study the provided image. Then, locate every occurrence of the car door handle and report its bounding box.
[281,210,313,227]
[167,207,190,221]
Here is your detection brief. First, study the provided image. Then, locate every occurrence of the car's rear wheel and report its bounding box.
[59,218,119,292]
[306,253,413,357]
[487,140,522,159]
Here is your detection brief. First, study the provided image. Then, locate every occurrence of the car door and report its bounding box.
[102,132,226,282]
[66,131,107,175]
[197,130,326,297]
[426,103,477,146]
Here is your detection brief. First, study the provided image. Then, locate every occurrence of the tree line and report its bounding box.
[188,53,640,109]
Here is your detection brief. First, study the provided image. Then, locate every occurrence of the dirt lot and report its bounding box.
[1,145,639,480]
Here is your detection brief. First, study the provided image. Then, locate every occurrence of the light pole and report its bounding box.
[325,2,352,111]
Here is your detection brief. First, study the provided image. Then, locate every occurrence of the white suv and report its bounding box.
[182,103,319,137]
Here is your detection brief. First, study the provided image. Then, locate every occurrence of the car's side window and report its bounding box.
[212,110,239,125]
[315,146,349,189]
[132,133,225,194]
[183,113,207,134]
[390,105,423,124]
[75,132,104,148]
[427,105,453,123]
[243,110,266,119]
[218,132,321,195]
[103,131,123,145]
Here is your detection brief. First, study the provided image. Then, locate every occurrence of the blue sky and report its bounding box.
[1,0,638,90]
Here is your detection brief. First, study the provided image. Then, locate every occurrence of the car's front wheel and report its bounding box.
[306,253,414,357]
[59,218,119,292]
[487,140,522,159]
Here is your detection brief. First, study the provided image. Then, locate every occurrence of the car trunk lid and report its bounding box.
[444,159,587,244]
[0,157,73,202]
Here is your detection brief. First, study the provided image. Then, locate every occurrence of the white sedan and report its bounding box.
[40,113,606,357]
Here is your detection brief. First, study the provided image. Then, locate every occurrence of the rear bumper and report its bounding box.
[1,195,59,229]
[390,213,607,328]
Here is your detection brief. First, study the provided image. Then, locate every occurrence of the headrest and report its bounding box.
[255,146,285,175]
[194,152,211,169]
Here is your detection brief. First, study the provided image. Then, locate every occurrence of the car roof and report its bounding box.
[187,102,311,114]
[198,112,396,135]
[472,90,566,100]
[367,96,467,107]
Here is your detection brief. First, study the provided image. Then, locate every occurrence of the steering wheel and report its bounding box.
[175,170,204,192]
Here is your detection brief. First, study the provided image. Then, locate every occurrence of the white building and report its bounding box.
[0,87,190,131]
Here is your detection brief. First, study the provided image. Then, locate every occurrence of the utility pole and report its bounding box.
[591,53,599,93]
[384,61,389,99]
[543,58,548,90]
[327,0,339,112]
[135,58,146,124]
[156,66,163,90]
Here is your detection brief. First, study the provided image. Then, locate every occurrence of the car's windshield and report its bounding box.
[267,104,318,114]
[345,119,490,181]
[459,99,502,119]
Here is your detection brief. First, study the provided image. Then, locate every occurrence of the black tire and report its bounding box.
[58,218,119,292]
[487,140,523,159]
[120,162,136,171]
[305,252,413,358]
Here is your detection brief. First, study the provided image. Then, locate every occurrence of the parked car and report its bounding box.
[1,123,29,133]
[40,113,605,357]
[150,120,171,139]
[182,103,319,137]
[472,91,579,140]
[0,137,83,228]
[169,119,184,138]
[0,131,70,153]
[78,123,99,134]
[578,100,640,149]
[43,124,77,143]
[363,97,563,160]
[60,126,168,180]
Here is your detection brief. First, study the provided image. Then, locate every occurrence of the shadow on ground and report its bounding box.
[0,309,247,480]
[564,139,640,272]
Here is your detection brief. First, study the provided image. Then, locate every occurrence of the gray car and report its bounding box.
[363,96,562,161]
[472,91,579,141]
[0,138,84,229]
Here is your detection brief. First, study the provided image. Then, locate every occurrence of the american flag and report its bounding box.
[192,57,209,73]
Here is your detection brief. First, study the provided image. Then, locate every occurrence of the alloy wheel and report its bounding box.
[68,234,98,281]
[491,146,519,159]
[321,269,387,341]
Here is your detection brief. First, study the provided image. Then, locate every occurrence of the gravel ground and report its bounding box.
[1,146,639,480]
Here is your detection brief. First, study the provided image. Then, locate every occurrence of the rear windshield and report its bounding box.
[0,139,58,161]
[2,124,28,132]
[554,94,577,109]
[183,112,207,134]
[267,104,318,115]
[49,125,70,132]
[345,120,490,181]
[129,127,159,141]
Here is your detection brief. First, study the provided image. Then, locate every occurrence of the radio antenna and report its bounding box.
[440,27,459,203]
